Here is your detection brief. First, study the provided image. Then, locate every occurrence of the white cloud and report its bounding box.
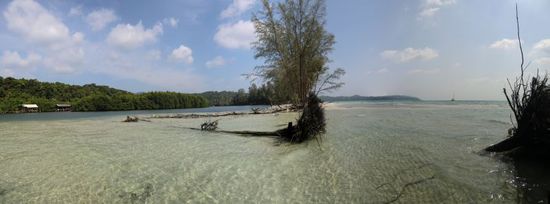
[3,0,85,73]
[214,20,255,49]
[4,0,71,45]
[425,0,456,7]
[377,68,389,73]
[490,38,517,49]
[72,32,85,44]
[206,56,227,68]
[170,44,194,64]
[147,50,161,60]
[220,0,255,19]
[163,17,179,28]
[95,48,204,91]
[43,48,84,73]
[381,47,439,62]
[69,5,82,16]
[107,21,163,49]
[533,39,550,53]
[419,0,456,18]
[531,39,550,65]
[419,7,440,18]
[86,8,118,31]
[0,68,16,77]
[535,57,550,65]
[0,51,41,69]
[409,68,441,74]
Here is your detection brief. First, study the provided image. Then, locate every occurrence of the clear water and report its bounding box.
[0,102,548,203]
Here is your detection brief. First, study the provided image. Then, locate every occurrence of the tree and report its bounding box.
[252,0,342,105]
[232,89,249,105]
[314,67,345,95]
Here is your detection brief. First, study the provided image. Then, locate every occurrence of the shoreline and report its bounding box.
[0,104,274,115]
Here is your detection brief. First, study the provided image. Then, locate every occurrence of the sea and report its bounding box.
[0,101,548,203]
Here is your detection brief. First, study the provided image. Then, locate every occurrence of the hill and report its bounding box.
[0,77,208,113]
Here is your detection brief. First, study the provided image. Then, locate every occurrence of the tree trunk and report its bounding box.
[485,137,523,152]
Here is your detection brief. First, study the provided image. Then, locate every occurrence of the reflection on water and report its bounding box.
[0,101,547,203]
[504,154,550,203]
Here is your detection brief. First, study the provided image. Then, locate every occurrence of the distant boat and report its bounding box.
[451,93,455,101]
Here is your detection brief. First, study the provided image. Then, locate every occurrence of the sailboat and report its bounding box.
[451,92,455,102]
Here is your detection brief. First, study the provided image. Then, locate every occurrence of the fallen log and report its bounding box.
[184,94,324,144]
[188,127,280,137]
[148,104,298,119]
[484,136,522,152]
[186,122,296,138]
[150,112,248,119]
[123,116,151,122]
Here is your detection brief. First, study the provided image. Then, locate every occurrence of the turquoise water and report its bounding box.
[0,101,548,203]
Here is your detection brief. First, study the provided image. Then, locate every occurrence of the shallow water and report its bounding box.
[0,102,548,203]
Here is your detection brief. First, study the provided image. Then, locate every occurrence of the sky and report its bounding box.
[0,0,549,100]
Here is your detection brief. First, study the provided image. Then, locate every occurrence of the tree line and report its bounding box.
[0,77,208,113]
[0,77,287,113]
[197,82,279,106]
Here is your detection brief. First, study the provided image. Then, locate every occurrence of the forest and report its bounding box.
[0,77,210,113]
[198,82,277,106]
[0,77,282,113]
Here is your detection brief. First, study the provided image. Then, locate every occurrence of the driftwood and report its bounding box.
[123,116,151,122]
[484,136,522,152]
[187,94,325,144]
[252,104,297,114]
[150,112,247,119]
[188,127,280,137]
[188,122,293,138]
[200,120,218,131]
[149,104,297,119]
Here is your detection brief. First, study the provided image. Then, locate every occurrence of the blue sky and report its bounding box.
[0,0,549,100]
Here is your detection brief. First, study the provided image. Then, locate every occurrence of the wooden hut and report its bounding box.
[21,104,39,113]
[56,104,71,112]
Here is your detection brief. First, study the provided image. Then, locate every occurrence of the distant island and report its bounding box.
[320,95,421,102]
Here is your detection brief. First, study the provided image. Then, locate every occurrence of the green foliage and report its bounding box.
[0,77,208,113]
[276,93,325,143]
[198,91,240,106]
[197,83,276,106]
[294,93,326,142]
[232,89,249,105]
[252,0,342,105]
